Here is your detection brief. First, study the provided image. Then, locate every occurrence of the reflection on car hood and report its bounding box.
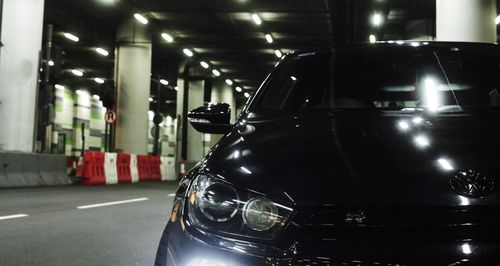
[204,110,500,206]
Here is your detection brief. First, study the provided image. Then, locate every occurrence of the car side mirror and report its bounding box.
[187,102,233,134]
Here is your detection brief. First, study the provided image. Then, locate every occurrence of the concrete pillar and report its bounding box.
[436,0,497,43]
[209,79,236,148]
[114,19,152,154]
[0,0,45,152]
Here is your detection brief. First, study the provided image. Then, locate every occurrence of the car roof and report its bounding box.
[287,41,500,58]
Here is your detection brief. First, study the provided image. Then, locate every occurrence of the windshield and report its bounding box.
[256,45,500,112]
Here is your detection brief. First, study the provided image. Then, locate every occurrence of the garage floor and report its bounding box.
[0,182,177,266]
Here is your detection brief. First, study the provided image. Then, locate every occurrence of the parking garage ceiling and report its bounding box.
[43,0,500,113]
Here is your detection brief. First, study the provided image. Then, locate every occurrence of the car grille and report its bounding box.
[279,206,500,244]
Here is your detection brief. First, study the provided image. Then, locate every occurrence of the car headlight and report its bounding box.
[187,174,293,241]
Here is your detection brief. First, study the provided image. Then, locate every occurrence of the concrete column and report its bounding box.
[175,75,207,168]
[0,0,44,152]
[209,79,236,147]
[436,0,496,43]
[114,19,152,154]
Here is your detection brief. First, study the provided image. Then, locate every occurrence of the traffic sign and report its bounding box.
[105,110,117,124]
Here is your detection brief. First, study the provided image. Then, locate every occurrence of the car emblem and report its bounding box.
[450,170,494,198]
[345,210,366,224]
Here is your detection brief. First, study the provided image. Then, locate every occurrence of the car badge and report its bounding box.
[345,210,366,224]
[450,170,494,198]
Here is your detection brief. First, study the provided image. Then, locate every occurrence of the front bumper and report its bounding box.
[160,218,500,266]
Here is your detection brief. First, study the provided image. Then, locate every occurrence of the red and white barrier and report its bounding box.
[104,153,118,185]
[79,151,176,186]
[160,157,176,181]
[130,154,139,183]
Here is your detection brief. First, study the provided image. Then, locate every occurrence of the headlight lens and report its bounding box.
[187,174,293,241]
[243,197,279,231]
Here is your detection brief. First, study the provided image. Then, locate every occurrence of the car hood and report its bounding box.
[204,110,500,207]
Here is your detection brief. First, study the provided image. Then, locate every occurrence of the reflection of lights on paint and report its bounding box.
[461,243,472,255]
[240,166,252,174]
[437,158,454,171]
[412,117,423,124]
[398,121,410,131]
[187,258,227,266]
[424,77,440,111]
[414,135,430,148]
[458,196,470,206]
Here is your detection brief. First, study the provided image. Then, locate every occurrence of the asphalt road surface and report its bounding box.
[0,182,177,266]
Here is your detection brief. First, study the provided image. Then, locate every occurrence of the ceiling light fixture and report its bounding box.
[160,79,169,85]
[161,33,174,43]
[235,86,242,92]
[72,69,84,77]
[93,95,101,100]
[274,49,282,58]
[372,13,383,26]
[200,61,209,69]
[48,60,55,66]
[225,79,233,85]
[94,78,105,84]
[96,47,109,56]
[55,84,65,90]
[265,33,273,43]
[134,13,149,25]
[244,92,250,98]
[496,15,500,24]
[183,48,194,57]
[64,32,79,42]
[369,34,377,43]
[212,69,221,76]
[251,13,262,25]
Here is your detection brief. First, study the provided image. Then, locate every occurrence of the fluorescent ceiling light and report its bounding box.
[161,33,174,43]
[149,97,153,102]
[265,34,273,43]
[94,78,105,84]
[369,34,376,43]
[55,84,65,90]
[96,47,109,56]
[76,90,85,95]
[160,79,169,85]
[496,15,500,24]
[212,69,221,76]
[64,32,79,42]
[72,69,84,77]
[225,79,233,85]
[183,48,194,57]
[372,13,383,26]
[48,60,54,66]
[200,61,209,69]
[274,49,282,58]
[244,92,250,98]
[235,86,242,92]
[93,95,100,100]
[251,13,262,25]
[134,13,148,25]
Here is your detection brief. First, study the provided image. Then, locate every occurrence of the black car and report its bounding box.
[156,42,500,265]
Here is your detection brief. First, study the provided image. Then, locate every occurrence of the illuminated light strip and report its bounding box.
[0,214,28,221]
[76,198,149,209]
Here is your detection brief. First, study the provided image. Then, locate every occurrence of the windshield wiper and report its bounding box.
[433,52,461,107]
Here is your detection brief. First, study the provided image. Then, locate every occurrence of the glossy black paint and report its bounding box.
[156,42,500,265]
[188,102,232,134]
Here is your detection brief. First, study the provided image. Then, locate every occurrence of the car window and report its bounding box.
[257,47,500,112]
